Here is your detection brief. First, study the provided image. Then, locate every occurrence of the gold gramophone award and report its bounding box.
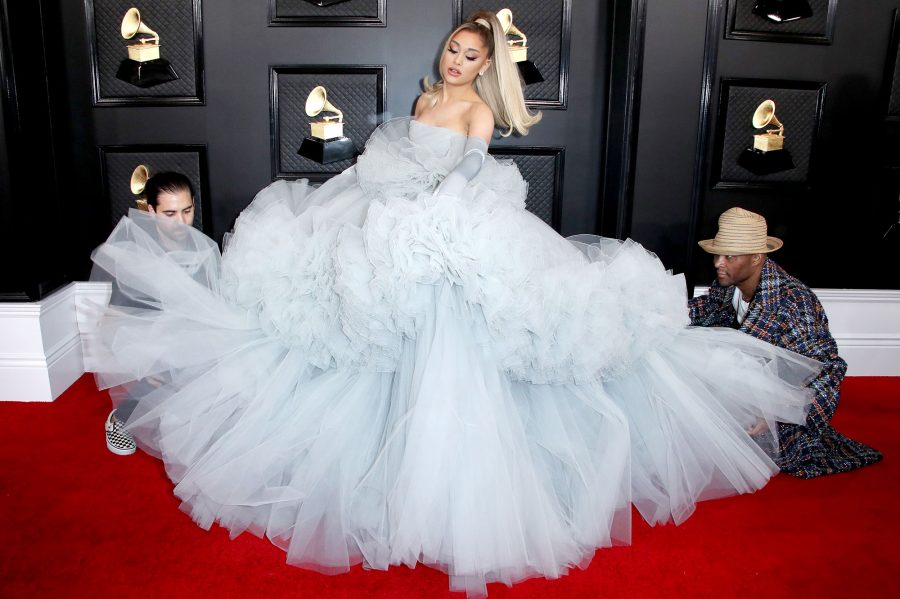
[737,99,795,175]
[297,86,357,164]
[301,0,354,6]
[130,164,151,211]
[751,100,785,151]
[752,0,813,23]
[115,7,179,88]
[497,8,543,85]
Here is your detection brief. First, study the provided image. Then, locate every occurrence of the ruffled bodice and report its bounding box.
[356,118,527,207]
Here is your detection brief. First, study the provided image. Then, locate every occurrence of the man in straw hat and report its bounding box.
[689,207,881,478]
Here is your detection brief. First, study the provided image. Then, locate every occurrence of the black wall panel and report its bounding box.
[489,147,565,230]
[99,145,211,232]
[85,0,204,104]
[269,0,386,27]
[270,65,385,179]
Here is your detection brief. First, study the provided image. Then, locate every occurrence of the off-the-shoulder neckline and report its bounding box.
[410,118,468,139]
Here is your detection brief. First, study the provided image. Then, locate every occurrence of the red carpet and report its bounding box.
[1,375,897,598]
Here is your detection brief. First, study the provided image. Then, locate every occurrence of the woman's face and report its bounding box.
[440,29,491,87]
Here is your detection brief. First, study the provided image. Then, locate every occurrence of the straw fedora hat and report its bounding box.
[697,207,783,254]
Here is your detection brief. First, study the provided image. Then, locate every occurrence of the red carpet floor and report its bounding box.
[1,375,897,598]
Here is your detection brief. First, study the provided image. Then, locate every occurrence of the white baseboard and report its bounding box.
[0,283,86,401]
[693,287,900,376]
[2,283,897,402]
[815,289,900,376]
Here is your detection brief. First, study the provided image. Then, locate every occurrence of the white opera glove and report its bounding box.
[433,137,488,201]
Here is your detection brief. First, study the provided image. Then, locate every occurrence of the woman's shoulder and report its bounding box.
[414,92,436,117]
[466,99,493,120]
[465,100,495,142]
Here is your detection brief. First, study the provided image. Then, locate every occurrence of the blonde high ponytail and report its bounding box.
[424,10,542,136]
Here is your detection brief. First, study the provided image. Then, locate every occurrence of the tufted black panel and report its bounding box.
[713,79,826,188]
[886,10,900,119]
[726,0,837,44]
[271,66,385,180]
[269,0,386,26]
[100,145,210,233]
[489,147,564,230]
[456,0,571,108]
[85,0,203,104]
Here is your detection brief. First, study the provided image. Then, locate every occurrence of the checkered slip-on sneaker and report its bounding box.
[105,410,136,456]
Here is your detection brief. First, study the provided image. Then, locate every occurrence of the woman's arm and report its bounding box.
[466,103,494,145]
[433,103,494,200]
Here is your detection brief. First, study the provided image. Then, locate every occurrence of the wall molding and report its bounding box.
[98,144,213,236]
[600,0,648,238]
[685,0,726,289]
[0,283,86,401]
[269,65,386,181]
[489,146,565,231]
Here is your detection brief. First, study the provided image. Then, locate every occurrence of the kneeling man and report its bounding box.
[689,207,881,478]
[100,171,196,455]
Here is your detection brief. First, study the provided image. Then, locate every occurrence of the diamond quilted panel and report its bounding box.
[273,0,381,18]
[90,0,198,99]
[102,148,206,231]
[718,83,823,184]
[274,68,384,178]
[489,148,563,228]
[731,0,833,37]
[459,0,569,105]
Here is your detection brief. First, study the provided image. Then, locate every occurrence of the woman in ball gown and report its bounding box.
[84,10,820,596]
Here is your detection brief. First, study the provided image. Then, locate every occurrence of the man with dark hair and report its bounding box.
[689,207,882,478]
[143,171,195,225]
[102,172,196,455]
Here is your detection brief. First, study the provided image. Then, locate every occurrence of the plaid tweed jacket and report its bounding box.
[688,258,881,478]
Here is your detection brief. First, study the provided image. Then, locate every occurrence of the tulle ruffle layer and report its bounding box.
[116,283,633,595]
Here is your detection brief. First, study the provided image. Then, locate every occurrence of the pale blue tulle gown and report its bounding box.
[83,118,819,595]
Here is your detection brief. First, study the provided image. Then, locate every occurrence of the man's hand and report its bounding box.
[747,417,769,437]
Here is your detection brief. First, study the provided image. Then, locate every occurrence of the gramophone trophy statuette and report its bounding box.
[751,100,784,152]
[297,86,357,164]
[497,8,528,62]
[307,86,344,139]
[752,0,813,23]
[115,8,179,88]
[737,99,795,176]
[130,164,151,211]
[497,8,543,85]
[301,0,354,6]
